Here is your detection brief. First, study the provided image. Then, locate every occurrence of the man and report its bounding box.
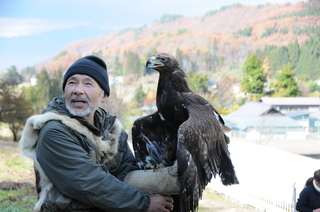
[20,55,174,212]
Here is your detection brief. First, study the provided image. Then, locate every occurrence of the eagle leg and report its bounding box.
[144,164,163,172]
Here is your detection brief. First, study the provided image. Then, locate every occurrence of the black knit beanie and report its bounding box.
[62,55,110,96]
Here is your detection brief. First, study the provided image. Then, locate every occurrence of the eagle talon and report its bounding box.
[144,164,155,171]
[155,164,162,169]
[144,164,162,172]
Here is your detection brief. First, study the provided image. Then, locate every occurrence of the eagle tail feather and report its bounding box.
[219,140,239,185]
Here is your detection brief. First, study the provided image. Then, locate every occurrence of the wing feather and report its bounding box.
[177,92,238,211]
[132,112,167,169]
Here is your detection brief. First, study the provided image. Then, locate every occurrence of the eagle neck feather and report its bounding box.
[172,69,191,92]
[156,72,170,97]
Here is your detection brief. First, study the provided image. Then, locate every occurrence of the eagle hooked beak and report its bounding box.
[146,56,164,70]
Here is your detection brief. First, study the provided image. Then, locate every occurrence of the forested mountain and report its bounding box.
[1,0,318,134]
[35,0,320,82]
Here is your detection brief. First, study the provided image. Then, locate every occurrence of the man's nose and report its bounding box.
[73,83,85,94]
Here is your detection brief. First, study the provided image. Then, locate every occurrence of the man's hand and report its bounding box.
[147,195,174,212]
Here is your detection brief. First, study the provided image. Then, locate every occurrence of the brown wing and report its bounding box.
[177,92,238,211]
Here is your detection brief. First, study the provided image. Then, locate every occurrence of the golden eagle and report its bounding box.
[132,53,238,212]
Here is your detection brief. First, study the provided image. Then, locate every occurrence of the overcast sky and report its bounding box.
[0,0,307,71]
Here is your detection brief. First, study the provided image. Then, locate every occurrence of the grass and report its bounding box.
[0,140,37,212]
[0,185,36,212]
[199,190,223,212]
[0,145,34,181]
[198,188,257,212]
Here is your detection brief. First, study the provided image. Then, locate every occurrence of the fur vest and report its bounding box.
[19,112,121,211]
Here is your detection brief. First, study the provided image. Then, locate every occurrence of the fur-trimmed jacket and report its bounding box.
[19,97,150,212]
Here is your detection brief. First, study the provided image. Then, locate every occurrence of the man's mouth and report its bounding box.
[70,99,88,107]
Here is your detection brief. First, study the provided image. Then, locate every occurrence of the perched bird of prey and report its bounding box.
[132,53,238,212]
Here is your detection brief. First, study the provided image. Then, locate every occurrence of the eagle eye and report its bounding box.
[161,58,166,62]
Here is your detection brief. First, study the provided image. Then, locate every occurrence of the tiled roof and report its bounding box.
[224,101,303,130]
[286,111,311,117]
[259,97,320,106]
[225,101,281,117]
[309,111,320,118]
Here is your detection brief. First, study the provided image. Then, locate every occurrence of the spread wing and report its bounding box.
[177,92,238,211]
[132,111,174,169]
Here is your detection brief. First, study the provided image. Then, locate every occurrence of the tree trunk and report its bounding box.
[10,126,18,142]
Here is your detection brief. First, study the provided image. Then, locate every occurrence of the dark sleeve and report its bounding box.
[36,121,150,212]
[111,130,139,181]
[296,187,313,212]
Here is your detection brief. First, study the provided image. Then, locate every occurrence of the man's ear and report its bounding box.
[101,93,109,103]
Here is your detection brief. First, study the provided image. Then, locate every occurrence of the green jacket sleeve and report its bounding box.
[109,130,138,181]
[36,120,150,212]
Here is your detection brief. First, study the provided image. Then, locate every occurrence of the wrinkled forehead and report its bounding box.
[68,74,96,82]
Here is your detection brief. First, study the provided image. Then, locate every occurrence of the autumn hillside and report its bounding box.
[36,0,320,77]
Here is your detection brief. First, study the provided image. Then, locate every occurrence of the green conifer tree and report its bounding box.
[241,55,266,99]
[3,66,23,86]
[272,64,300,97]
[287,39,300,70]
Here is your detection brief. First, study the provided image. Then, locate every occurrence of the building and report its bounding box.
[286,111,320,134]
[224,101,306,140]
[259,97,320,113]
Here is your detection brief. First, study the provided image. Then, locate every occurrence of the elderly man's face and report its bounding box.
[64,74,108,122]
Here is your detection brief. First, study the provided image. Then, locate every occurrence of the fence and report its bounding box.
[206,142,320,212]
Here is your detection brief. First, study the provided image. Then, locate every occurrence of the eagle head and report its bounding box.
[146,53,179,73]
